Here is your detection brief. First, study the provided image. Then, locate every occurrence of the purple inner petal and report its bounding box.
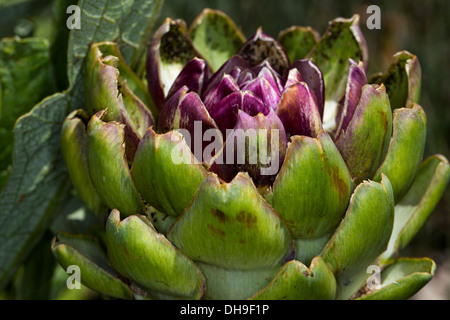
[202,74,240,111]
[335,60,367,140]
[288,59,325,119]
[252,60,285,92]
[203,55,249,96]
[166,57,209,99]
[236,68,256,87]
[208,91,241,137]
[284,68,303,88]
[277,82,322,138]
[241,77,281,111]
[158,86,189,132]
[210,109,287,186]
[241,91,270,116]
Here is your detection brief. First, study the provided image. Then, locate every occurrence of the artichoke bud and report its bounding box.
[53,8,450,301]
[61,109,106,216]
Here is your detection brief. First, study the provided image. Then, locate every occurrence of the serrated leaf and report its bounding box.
[0,92,71,290]
[14,232,56,300]
[49,0,79,91]
[0,36,56,184]
[67,0,164,90]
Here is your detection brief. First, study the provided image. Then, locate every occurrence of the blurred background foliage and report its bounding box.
[0,0,448,299]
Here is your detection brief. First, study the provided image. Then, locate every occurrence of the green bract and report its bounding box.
[53,9,449,300]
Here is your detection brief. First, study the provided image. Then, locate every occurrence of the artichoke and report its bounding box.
[53,9,450,300]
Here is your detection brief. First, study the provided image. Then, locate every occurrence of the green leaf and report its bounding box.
[189,8,245,72]
[0,92,71,290]
[14,232,56,300]
[0,36,56,175]
[0,37,55,129]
